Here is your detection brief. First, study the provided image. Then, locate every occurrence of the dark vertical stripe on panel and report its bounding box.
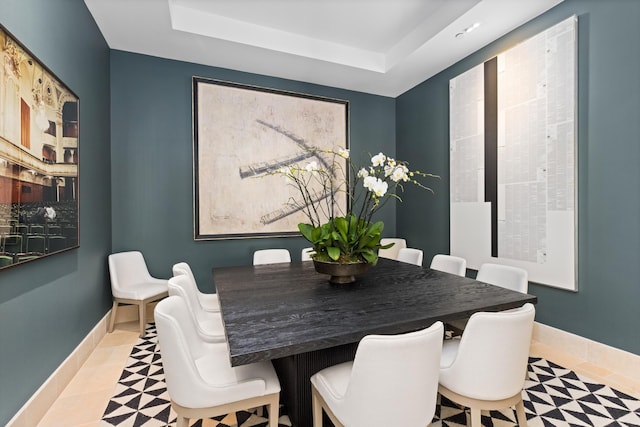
[484,58,498,258]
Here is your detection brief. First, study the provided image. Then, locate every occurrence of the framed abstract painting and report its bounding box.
[193,77,349,240]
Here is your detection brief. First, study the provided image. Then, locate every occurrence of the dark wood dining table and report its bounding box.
[213,258,537,427]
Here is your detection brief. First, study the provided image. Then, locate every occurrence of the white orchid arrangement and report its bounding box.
[276,147,436,264]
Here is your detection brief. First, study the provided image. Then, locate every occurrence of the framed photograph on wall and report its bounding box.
[0,25,79,270]
[193,77,349,240]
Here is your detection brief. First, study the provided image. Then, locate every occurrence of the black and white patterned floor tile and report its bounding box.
[102,324,640,427]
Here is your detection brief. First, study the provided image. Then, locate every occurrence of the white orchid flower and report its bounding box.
[357,168,369,178]
[363,175,377,190]
[364,177,388,197]
[391,165,409,182]
[305,161,319,172]
[337,148,350,159]
[384,164,393,177]
[371,152,386,167]
[371,179,388,197]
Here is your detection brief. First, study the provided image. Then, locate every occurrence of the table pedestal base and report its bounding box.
[273,342,358,427]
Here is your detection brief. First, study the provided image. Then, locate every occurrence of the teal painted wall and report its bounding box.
[0,0,112,424]
[397,0,640,355]
[110,51,397,289]
[2,0,639,423]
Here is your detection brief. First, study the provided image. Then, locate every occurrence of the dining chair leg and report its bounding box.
[175,414,188,427]
[138,301,146,337]
[108,300,118,333]
[267,394,279,427]
[515,399,527,425]
[470,406,481,427]
[312,388,323,427]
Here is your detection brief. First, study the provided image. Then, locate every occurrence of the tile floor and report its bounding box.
[35,321,640,427]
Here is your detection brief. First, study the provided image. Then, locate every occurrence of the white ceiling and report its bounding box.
[84,0,563,97]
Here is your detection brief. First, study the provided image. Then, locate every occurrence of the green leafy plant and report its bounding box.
[276,148,437,265]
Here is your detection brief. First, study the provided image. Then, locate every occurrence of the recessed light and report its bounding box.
[466,22,481,33]
[456,22,481,38]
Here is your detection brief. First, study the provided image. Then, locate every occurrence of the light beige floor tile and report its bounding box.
[112,320,143,333]
[574,361,612,378]
[82,347,119,368]
[60,362,126,398]
[36,389,113,427]
[603,371,640,398]
[96,330,139,348]
[82,345,133,369]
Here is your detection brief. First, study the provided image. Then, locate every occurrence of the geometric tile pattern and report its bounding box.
[103,324,640,427]
[432,357,640,427]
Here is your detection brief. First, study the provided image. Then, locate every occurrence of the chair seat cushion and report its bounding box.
[440,339,460,369]
[310,361,354,421]
[194,344,281,406]
[115,279,167,300]
[195,311,226,341]
[200,293,220,311]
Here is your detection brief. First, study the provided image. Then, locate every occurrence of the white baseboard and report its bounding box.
[533,321,640,382]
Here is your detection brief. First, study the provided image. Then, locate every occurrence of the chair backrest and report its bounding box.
[476,263,528,293]
[253,249,291,265]
[154,296,211,407]
[0,255,13,268]
[27,235,45,253]
[172,261,197,287]
[168,275,204,323]
[396,247,423,266]
[47,235,68,253]
[341,321,443,426]
[430,254,467,276]
[108,251,154,295]
[301,247,314,261]
[439,303,535,400]
[3,234,22,253]
[378,238,407,260]
[155,296,268,409]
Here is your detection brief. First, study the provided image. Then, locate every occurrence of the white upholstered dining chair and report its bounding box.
[378,237,407,260]
[439,303,535,427]
[396,247,424,266]
[172,262,220,312]
[448,262,529,335]
[155,296,281,427]
[311,321,444,427]
[476,263,528,293]
[301,247,314,261]
[253,249,291,265]
[430,254,467,276]
[108,251,168,337]
[168,275,225,343]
